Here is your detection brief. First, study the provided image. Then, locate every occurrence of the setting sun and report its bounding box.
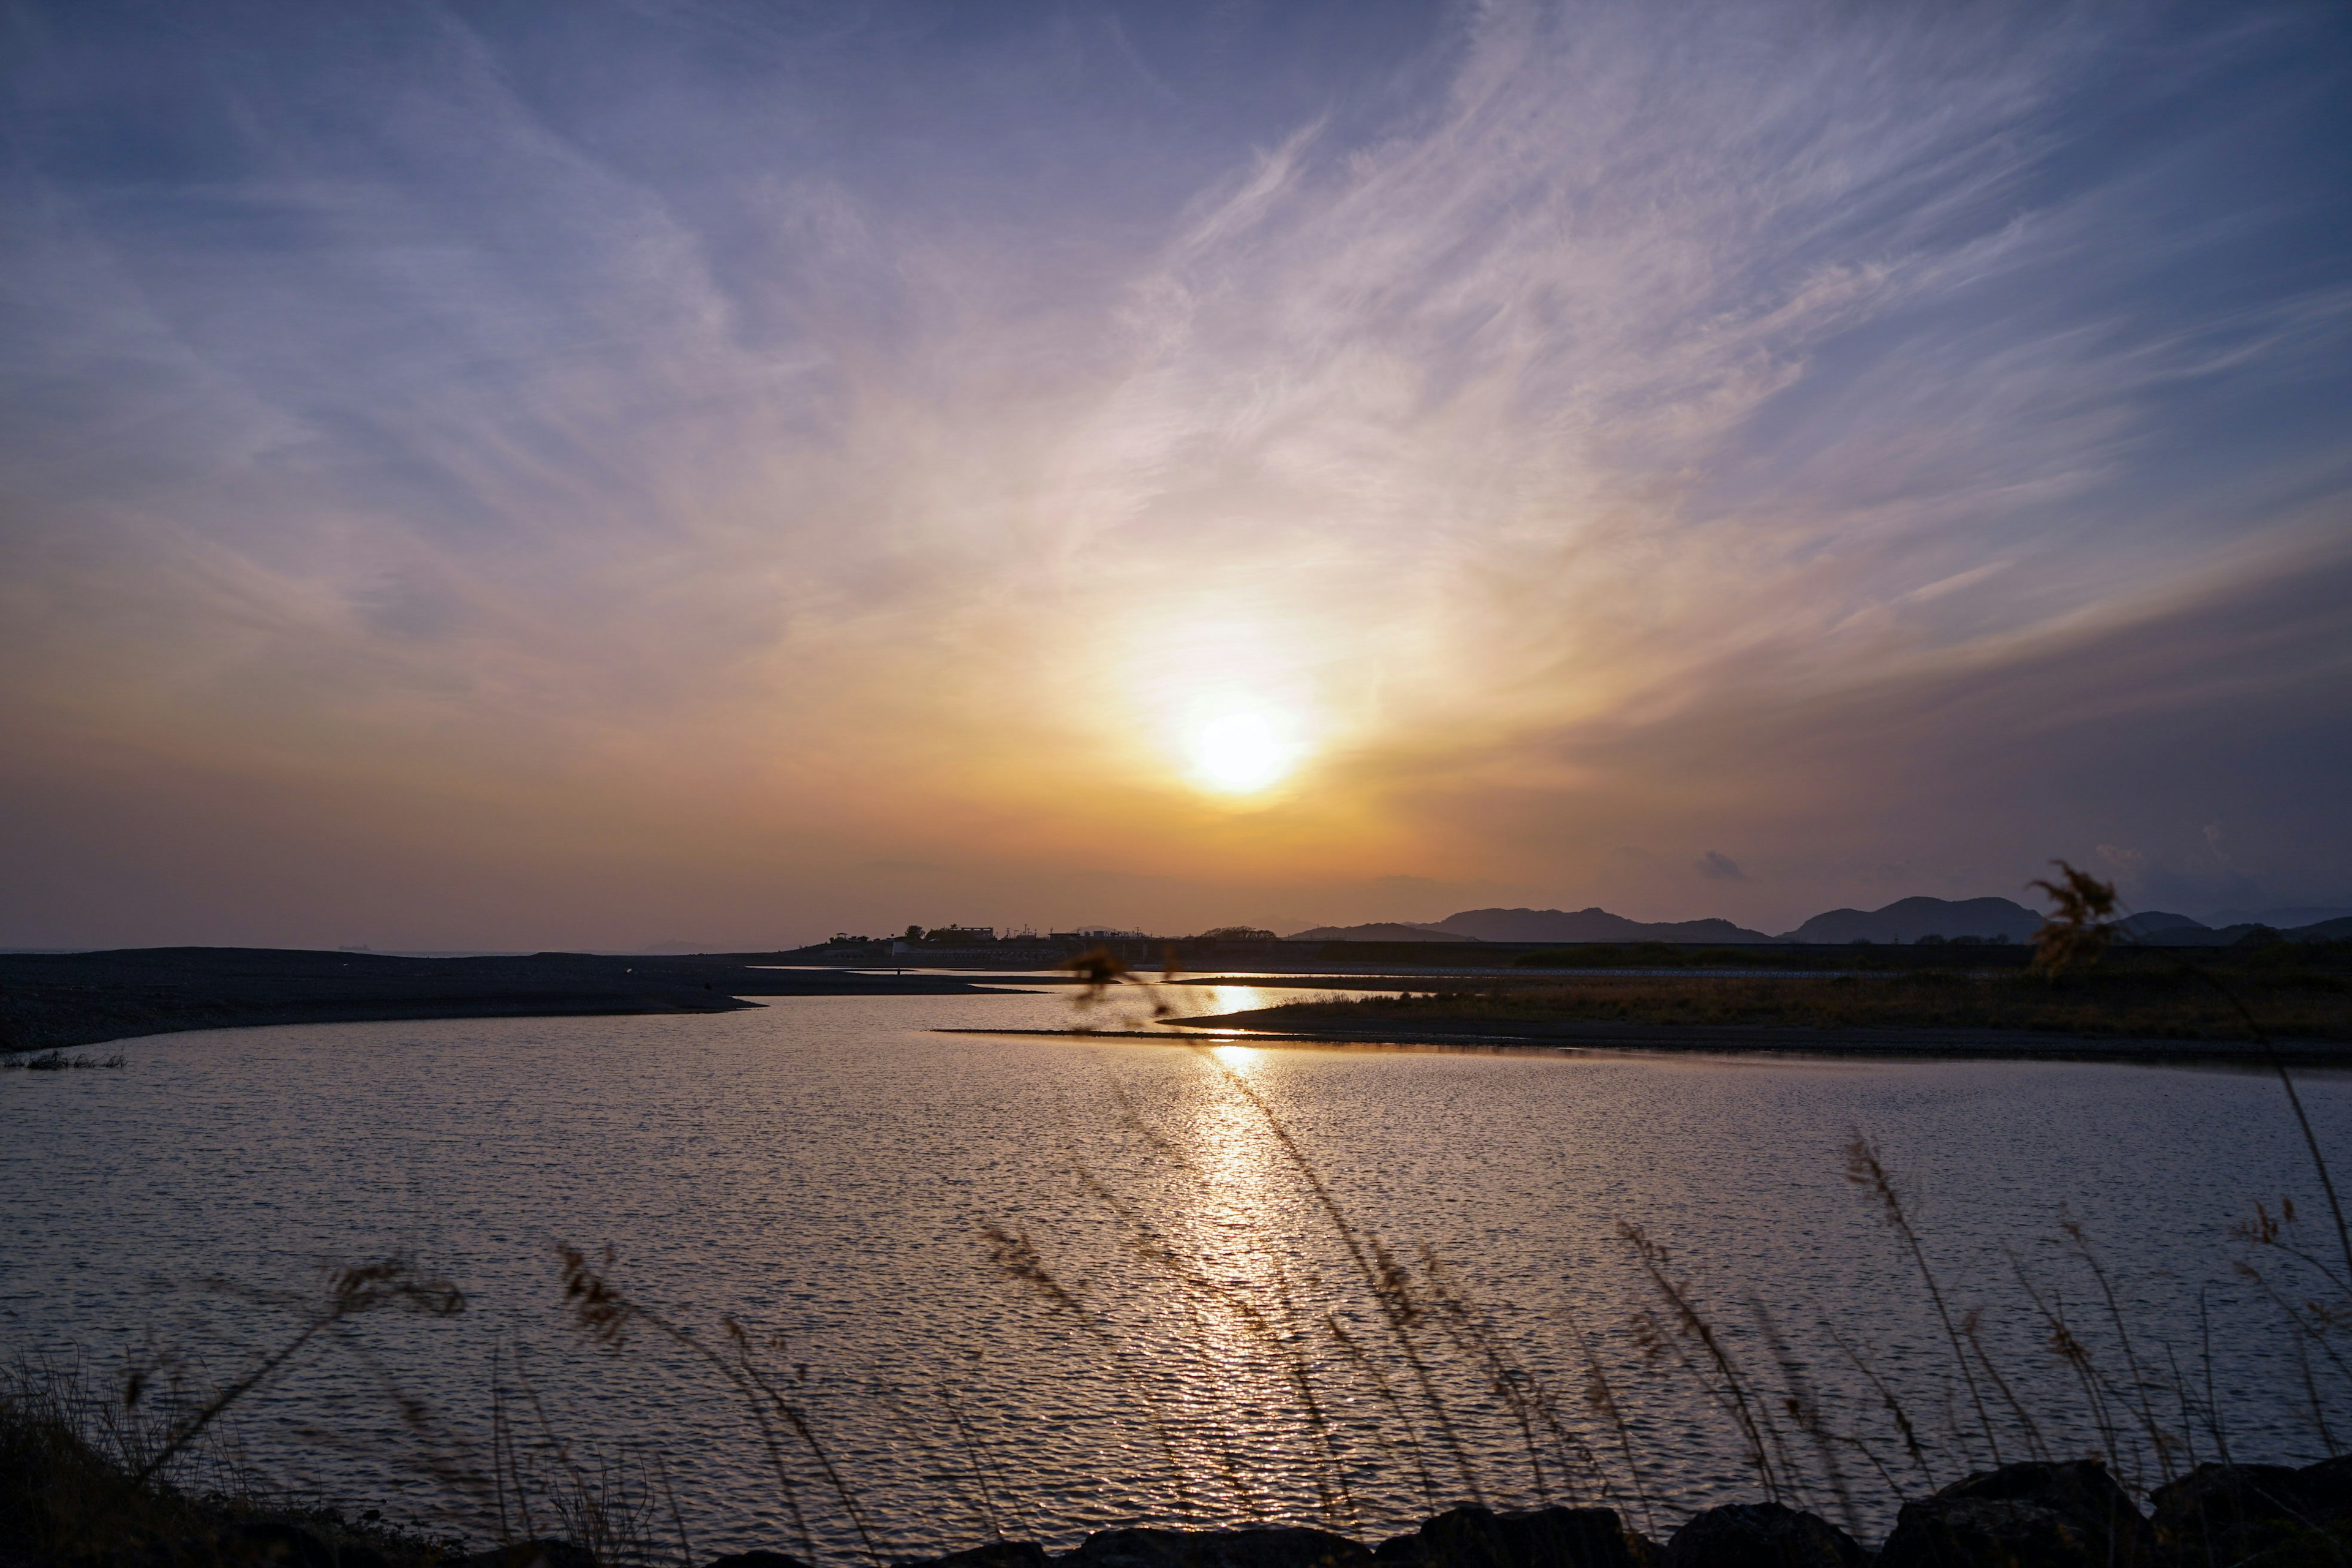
[5,4,2347,1558]
[1186,707,1302,796]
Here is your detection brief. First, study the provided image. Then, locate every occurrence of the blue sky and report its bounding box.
[2,0,2349,946]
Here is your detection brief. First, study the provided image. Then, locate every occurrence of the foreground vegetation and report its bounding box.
[9,1104,2352,1568]
[10,1374,2352,1568]
[0,1362,454,1568]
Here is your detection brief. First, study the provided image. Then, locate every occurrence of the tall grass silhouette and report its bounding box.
[11,1077,2346,1563]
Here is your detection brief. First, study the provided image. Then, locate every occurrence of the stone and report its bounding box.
[2298,1453,2352,1514]
[1662,1504,1863,1568]
[1061,1527,1374,1568]
[707,1553,814,1568]
[1875,1461,2145,1568]
[2149,1460,2352,1567]
[226,1521,335,1568]
[897,1545,1049,1568]
[1373,1506,1654,1568]
[450,1541,599,1568]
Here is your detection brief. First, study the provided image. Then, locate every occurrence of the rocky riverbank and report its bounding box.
[18,1459,2345,1568]
[586,1459,2346,1568]
[687,1458,2352,1568]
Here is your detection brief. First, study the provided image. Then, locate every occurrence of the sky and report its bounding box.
[2,0,2350,950]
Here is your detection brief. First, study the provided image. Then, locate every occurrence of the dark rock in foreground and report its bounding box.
[709,1551,814,1568]
[1663,1504,1861,1568]
[1063,1527,1372,1568]
[1877,1461,2144,1568]
[228,1520,339,1568]
[32,1449,2352,1568]
[1374,1506,1654,1568]
[709,1551,815,1568]
[449,1540,598,1568]
[898,1545,1046,1568]
[2149,1457,2352,1567]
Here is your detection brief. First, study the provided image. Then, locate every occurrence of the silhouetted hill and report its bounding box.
[1283,922,1469,942]
[1781,895,2042,944]
[2208,905,2352,930]
[1286,900,2352,953]
[2135,922,2247,945]
[2113,911,2207,940]
[1433,908,1780,943]
[2110,913,2352,946]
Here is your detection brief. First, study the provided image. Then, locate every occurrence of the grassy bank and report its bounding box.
[1507,942,2030,971]
[1228,953,2352,1043]
[0,1361,452,1568]
[0,948,1020,1056]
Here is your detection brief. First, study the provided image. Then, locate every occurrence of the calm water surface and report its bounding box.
[3,983,2345,1556]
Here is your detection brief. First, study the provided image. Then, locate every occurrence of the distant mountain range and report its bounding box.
[2108,912,2352,946]
[1440,908,1780,943]
[1283,908,1781,943]
[1782,896,2041,944]
[2209,906,2352,930]
[1281,922,1470,943]
[1286,895,2352,945]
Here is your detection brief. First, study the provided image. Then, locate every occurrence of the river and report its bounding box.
[2,980,2343,1558]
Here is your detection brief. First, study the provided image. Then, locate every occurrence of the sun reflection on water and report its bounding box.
[1141,1044,1314,1441]
[1155,984,1288,1022]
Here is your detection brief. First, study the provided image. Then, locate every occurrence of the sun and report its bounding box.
[1186,707,1302,796]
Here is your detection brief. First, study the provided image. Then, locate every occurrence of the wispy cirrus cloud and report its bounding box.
[0,0,2346,945]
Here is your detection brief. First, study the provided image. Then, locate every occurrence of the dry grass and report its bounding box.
[12,1079,2352,1566]
[0,1357,457,1568]
[966,1038,2352,1548]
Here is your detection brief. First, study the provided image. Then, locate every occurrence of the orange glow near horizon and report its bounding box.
[4,1,2340,955]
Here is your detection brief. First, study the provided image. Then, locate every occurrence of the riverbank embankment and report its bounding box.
[0,947,1022,1054]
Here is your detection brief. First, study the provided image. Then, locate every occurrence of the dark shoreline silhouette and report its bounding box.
[944,1021,2352,1067]
[9,1444,2346,1568]
[0,946,1017,1055]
